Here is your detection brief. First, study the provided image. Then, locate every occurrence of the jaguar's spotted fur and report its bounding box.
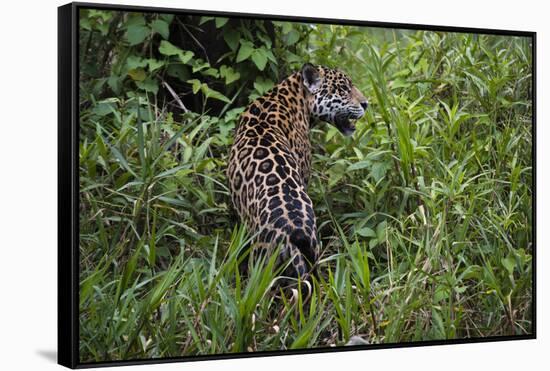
[227,63,368,278]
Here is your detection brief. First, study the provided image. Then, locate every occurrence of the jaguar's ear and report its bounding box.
[301,63,322,93]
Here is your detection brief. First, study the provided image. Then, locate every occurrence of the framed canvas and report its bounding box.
[58,2,536,368]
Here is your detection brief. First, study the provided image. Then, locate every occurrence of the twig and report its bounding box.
[176,18,210,64]
[100,12,123,75]
[161,80,189,113]
[82,29,94,62]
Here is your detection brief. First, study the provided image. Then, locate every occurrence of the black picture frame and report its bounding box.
[58,2,537,368]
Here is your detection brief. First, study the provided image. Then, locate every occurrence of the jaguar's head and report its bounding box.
[301,63,368,136]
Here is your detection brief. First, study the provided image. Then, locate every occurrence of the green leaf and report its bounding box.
[431,309,445,338]
[280,22,292,34]
[126,25,149,46]
[183,145,193,163]
[126,14,146,27]
[147,58,165,72]
[80,17,91,31]
[460,265,481,280]
[356,227,376,238]
[107,75,122,94]
[136,105,145,177]
[117,240,143,304]
[371,161,390,182]
[191,60,210,73]
[285,29,300,45]
[126,55,148,69]
[186,79,230,103]
[390,78,411,90]
[160,14,174,23]
[158,40,181,56]
[257,33,273,48]
[158,41,194,64]
[284,50,301,64]
[265,50,277,64]
[151,19,169,39]
[376,221,387,242]
[110,145,137,177]
[92,102,114,117]
[223,29,240,51]
[204,87,231,103]
[502,256,516,275]
[178,50,194,64]
[348,160,371,171]
[434,286,449,303]
[199,16,214,25]
[251,49,268,70]
[201,67,219,78]
[220,65,240,84]
[368,238,379,249]
[136,78,159,94]
[155,166,192,180]
[215,17,229,28]
[96,22,109,36]
[128,68,146,81]
[236,41,254,62]
[328,163,346,187]
[253,77,274,95]
[187,79,202,95]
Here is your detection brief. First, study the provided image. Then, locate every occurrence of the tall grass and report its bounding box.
[79,28,533,362]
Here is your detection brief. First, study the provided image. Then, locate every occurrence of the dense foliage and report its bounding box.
[78,9,533,362]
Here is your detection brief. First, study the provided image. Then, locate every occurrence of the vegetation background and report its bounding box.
[78,9,533,363]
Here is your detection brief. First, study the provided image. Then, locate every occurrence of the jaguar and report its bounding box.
[227,63,368,279]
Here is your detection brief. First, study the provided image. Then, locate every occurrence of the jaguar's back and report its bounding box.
[227,63,368,278]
